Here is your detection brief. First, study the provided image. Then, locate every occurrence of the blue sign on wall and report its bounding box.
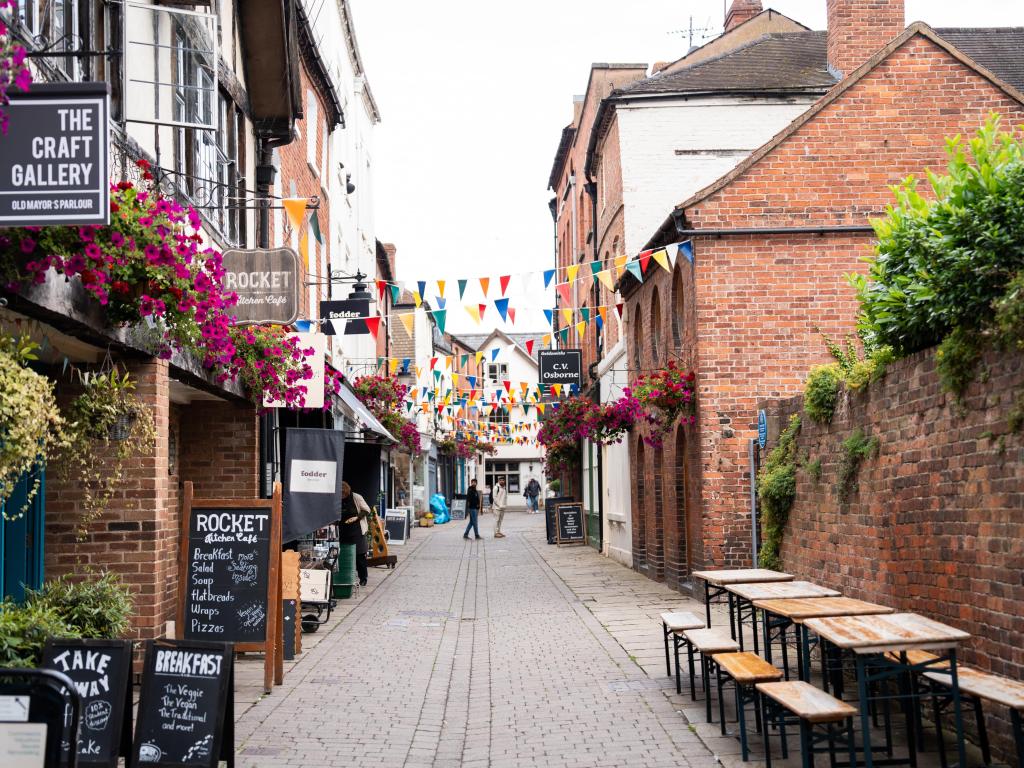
[757,410,768,449]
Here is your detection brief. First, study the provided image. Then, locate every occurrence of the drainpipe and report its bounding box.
[584,179,603,551]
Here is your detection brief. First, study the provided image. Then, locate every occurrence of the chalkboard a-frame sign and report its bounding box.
[178,481,283,694]
[131,639,234,768]
[40,638,133,767]
[555,502,585,545]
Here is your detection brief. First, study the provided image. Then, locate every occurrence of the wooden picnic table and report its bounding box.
[690,569,794,633]
[723,581,841,655]
[753,597,894,681]
[803,613,972,768]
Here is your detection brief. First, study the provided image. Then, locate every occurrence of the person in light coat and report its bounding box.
[492,477,509,538]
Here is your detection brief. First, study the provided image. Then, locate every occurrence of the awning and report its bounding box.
[336,380,396,443]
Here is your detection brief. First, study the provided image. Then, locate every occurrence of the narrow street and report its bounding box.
[233,513,713,768]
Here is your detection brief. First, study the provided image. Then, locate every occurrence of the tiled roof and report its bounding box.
[616,32,835,96]
[934,28,1024,92]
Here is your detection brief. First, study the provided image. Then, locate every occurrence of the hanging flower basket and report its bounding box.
[632,361,697,437]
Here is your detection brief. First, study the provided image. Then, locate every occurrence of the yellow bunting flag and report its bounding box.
[653,248,670,272]
[566,264,579,283]
[596,269,615,291]
[389,359,399,375]
[436,279,446,297]
[542,333,552,347]
[399,312,415,336]
[452,373,459,388]
[614,254,628,277]
[552,384,562,397]
[465,305,481,324]
[299,232,309,269]
[561,307,574,325]
[537,403,546,415]
[282,198,307,231]
[413,290,422,308]
[475,351,485,366]
[576,321,586,338]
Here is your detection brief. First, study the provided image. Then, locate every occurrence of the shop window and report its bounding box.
[489,407,509,427]
[487,362,507,384]
[14,0,82,80]
[485,460,520,494]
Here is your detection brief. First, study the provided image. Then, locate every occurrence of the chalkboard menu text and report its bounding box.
[179,482,283,694]
[41,639,132,767]
[556,502,585,544]
[131,640,233,767]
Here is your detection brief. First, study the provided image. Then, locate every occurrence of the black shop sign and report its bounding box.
[131,639,234,767]
[539,349,583,390]
[40,639,133,767]
[556,502,585,544]
[0,82,109,226]
[320,299,372,335]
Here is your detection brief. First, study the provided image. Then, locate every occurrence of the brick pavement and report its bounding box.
[234,511,715,767]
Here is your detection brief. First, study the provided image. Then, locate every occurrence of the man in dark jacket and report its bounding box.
[463,479,482,540]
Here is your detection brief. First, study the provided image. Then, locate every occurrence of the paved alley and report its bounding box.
[234,512,716,768]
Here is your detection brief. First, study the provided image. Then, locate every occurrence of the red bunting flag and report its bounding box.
[555,282,571,306]
[479,303,487,320]
[375,280,387,299]
[499,275,511,295]
[525,339,534,356]
[364,316,381,338]
[638,249,652,273]
[615,302,624,318]
[502,380,511,394]
[430,357,438,370]
[508,307,516,325]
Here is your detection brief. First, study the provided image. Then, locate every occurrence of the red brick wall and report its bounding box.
[178,400,259,498]
[827,0,903,77]
[624,33,1024,576]
[763,347,1024,761]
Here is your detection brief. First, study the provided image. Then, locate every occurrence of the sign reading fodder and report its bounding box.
[221,248,300,325]
[0,83,109,226]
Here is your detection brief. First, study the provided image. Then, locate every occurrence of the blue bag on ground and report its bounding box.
[430,494,450,524]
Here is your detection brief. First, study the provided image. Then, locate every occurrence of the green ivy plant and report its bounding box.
[59,366,156,539]
[851,115,1024,394]
[0,600,79,668]
[0,334,66,519]
[836,429,880,509]
[757,414,801,570]
[803,335,893,423]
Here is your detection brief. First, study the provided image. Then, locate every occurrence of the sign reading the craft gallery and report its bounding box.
[41,639,133,767]
[0,82,109,226]
[539,349,583,390]
[131,639,233,767]
[222,248,300,326]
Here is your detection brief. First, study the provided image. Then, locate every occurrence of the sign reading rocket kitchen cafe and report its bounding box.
[0,82,110,226]
[222,247,300,325]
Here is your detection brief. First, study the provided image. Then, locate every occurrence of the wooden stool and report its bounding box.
[683,628,739,721]
[757,681,858,768]
[712,652,783,761]
[660,611,704,693]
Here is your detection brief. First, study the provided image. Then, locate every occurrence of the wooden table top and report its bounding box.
[753,597,894,621]
[727,581,842,601]
[691,568,794,586]
[803,613,970,654]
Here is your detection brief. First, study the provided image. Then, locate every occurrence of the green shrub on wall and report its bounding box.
[757,414,801,570]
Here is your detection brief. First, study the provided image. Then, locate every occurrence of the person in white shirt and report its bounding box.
[492,477,509,538]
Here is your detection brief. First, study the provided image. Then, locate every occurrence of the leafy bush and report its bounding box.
[804,365,842,423]
[757,414,801,569]
[803,336,893,423]
[836,429,880,509]
[851,115,1024,391]
[27,572,135,639]
[0,601,79,667]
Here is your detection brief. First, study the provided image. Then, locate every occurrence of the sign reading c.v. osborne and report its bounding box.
[0,82,110,226]
[221,248,300,325]
[538,349,583,390]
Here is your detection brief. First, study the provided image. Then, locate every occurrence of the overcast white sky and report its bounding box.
[349,0,1024,333]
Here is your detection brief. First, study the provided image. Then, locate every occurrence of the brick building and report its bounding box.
[626,0,1024,586]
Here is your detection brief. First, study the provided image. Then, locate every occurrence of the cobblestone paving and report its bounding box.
[234,512,715,768]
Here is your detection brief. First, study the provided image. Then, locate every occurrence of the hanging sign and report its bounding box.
[0,82,110,226]
[222,248,300,326]
[539,349,583,390]
[320,299,372,335]
[282,427,344,543]
[757,409,768,449]
[131,639,233,767]
[40,640,133,767]
[178,481,283,694]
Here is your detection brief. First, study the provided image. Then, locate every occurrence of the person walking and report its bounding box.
[463,479,482,540]
[340,481,371,586]
[492,477,509,538]
[524,477,541,514]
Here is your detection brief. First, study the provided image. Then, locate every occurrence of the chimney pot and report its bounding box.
[724,0,762,33]
[827,0,905,79]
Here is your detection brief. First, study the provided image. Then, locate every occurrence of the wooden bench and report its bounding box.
[660,611,704,681]
[910,656,1024,768]
[757,681,857,768]
[683,629,740,721]
[711,652,782,760]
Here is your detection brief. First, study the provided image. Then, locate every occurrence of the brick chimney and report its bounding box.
[827,0,905,78]
[725,0,762,32]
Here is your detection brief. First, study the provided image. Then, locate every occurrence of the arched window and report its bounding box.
[650,288,662,364]
[635,439,647,566]
[632,304,642,373]
[672,268,684,346]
